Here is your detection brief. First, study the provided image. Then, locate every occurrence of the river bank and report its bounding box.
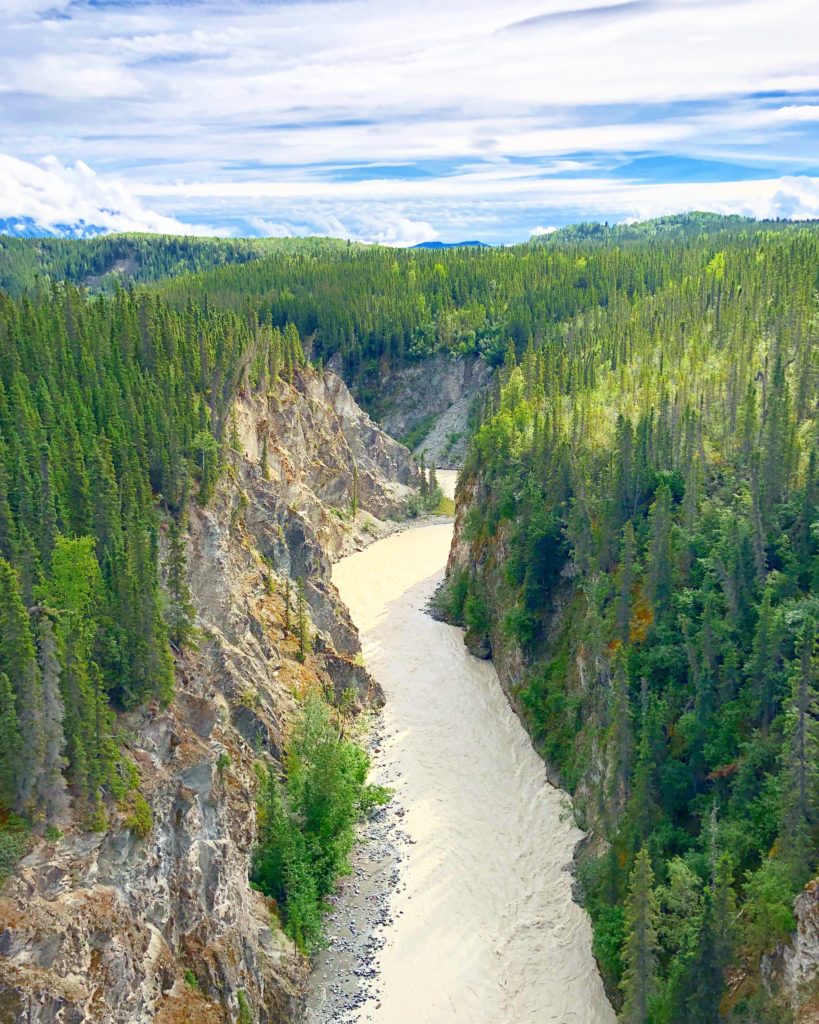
[306,474,614,1024]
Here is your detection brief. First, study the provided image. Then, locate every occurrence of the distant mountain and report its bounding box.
[411,240,490,249]
[0,217,108,239]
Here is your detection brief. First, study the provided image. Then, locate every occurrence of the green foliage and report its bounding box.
[123,790,153,839]
[296,578,311,664]
[433,567,469,624]
[251,694,389,951]
[0,813,30,884]
[621,849,659,1024]
[743,857,800,956]
[401,414,437,451]
[453,220,819,1017]
[464,591,490,635]
[0,281,311,829]
[236,989,253,1024]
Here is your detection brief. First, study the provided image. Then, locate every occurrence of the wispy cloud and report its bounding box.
[0,0,818,241]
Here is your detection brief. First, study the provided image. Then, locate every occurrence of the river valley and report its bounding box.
[308,472,615,1024]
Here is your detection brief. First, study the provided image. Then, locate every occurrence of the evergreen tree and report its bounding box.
[608,648,633,822]
[0,558,45,815]
[615,520,636,645]
[620,848,659,1024]
[780,616,817,862]
[296,578,311,663]
[0,671,21,810]
[35,611,69,825]
[165,512,195,651]
[646,483,673,620]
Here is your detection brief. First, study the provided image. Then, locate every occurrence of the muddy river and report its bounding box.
[313,471,614,1023]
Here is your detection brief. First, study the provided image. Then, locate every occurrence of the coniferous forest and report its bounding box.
[443,220,819,1021]
[0,214,817,1021]
[0,283,306,829]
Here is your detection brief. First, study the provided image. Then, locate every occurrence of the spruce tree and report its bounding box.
[615,520,636,645]
[35,611,69,825]
[0,671,21,811]
[646,483,673,620]
[620,847,659,1024]
[0,557,45,815]
[296,578,311,663]
[165,512,195,651]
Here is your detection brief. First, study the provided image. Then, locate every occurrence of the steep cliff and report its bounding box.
[353,354,491,469]
[0,368,417,1024]
[444,468,819,1022]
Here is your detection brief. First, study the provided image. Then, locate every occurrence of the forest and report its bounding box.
[4,214,812,419]
[0,281,307,843]
[0,214,816,1020]
[442,221,819,1021]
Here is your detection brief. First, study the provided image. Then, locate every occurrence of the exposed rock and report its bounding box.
[464,631,491,660]
[764,879,819,1022]
[359,354,492,469]
[0,367,417,1023]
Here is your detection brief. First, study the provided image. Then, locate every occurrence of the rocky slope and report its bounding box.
[0,368,418,1024]
[351,354,491,469]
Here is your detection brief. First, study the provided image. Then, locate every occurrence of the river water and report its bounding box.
[327,471,615,1023]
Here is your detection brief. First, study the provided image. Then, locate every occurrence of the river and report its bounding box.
[315,471,615,1023]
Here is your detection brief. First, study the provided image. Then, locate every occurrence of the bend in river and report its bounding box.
[323,471,615,1023]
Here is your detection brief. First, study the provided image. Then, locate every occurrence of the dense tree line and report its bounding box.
[447,225,818,1020]
[0,283,305,829]
[151,216,816,417]
[0,233,349,298]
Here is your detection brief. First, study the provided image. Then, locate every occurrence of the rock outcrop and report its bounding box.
[350,354,491,469]
[0,368,418,1024]
[763,880,819,1023]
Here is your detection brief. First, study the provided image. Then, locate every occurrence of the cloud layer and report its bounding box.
[1,0,818,242]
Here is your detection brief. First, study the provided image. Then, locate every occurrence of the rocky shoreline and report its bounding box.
[304,716,412,1024]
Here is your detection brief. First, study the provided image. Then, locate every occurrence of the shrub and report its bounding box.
[251,694,390,951]
[124,792,153,838]
[237,990,253,1024]
[0,815,30,885]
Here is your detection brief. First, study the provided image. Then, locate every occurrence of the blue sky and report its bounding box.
[1,0,819,244]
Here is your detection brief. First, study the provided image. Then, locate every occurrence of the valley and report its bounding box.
[307,470,614,1023]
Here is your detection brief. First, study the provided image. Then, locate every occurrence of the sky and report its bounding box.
[1,0,819,245]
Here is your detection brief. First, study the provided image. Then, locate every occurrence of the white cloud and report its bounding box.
[1,0,819,239]
[0,154,225,235]
[532,225,559,235]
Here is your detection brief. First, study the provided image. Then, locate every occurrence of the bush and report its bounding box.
[464,591,490,635]
[743,857,799,956]
[124,792,153,838]
[237,990,253,1024]
[0,814,30,885]
[400,414,437,450]
[251,694,390,951]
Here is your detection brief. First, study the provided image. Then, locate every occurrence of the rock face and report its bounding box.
[0,368,417,1024]
[362,354,492,469]
[764,880,819,1022]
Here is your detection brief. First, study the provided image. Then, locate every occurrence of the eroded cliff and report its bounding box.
[0,368,417,1024]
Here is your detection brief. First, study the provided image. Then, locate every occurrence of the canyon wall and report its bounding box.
[0,369,417,1024]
